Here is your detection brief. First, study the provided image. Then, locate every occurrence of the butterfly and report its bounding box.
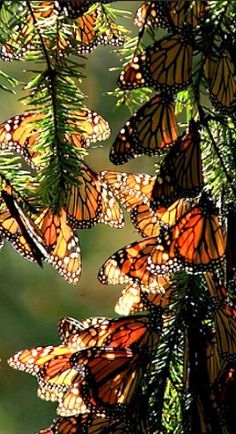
[134,2,167,31]
[66,163,124,230]
[150,119,204,208]
[99,199,225,286]
[106,121,203,208]
[100,170,160,236]
[101,169,195,237]
[100,171,155,212]
[56,347,149,416]
[70,5,125,54]
[109,93,179,164]
[34,207,81,283]
[39,414,133,434]
[0,110,110,169]
[9,309,160,416]
[8,344,135,415]
[1,2,125,60]
[205,334,236,432]
[149,201,225,275]
[98,235,173,289]
[114,278,171,316]
[0,185,49,266]
[118,33,193,92]
[58,313,161,354]
[210,48,236,114]
[134,1,209,32]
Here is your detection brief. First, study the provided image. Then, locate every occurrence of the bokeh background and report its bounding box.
[0,2,162,433]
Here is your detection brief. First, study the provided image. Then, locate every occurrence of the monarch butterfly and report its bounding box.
[203,55,217,81]
[34,207,81,283]
[150,120,203,208]
[0,185,48,266]
[206,335,236,432]
[130,203,168,237]
[118,33,193,92]
[98,235,176,289]
[197,328,236,430]
[210,48,236,114]
[108,118,203,208]
[39,414,132,434]
[0,110,110,169]
[100,170,194,232]
[114,278,171,316]
[149,203,225,275]
[1,2,124,61]
[8,345,134,415]
[57,347,148,416]
[66,163,124,229]
[58,313,161,354]
[100,170,161,237]
[100,171,155,211]
[100,170,194,236]
[131,198,193,238]
[134,2,167,31]
[109,94,179,164]
[99,199,225,284]
[71,6,125,53]
[134,1,209,32]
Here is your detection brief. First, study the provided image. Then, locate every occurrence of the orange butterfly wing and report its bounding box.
[115,278,171,315]
[0,110,109,169]
[35,207,81,283]
[56,347,134,415]
[74,8,125,53]
[66,163,124,229]
[210,49,236,114]
[110,94,179,164]
[0,113,45,169]
[118,34,193,92]
[58,314,160,354]
[67,109,110,149]
[151,121,203,208]
[98,236,172,289]
[173,207,225,271]
[100,171,155,211]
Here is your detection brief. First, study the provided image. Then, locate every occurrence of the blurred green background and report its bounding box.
[0,2,160,433]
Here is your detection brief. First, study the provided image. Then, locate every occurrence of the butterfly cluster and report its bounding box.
[0,160,125,283]
[111,0,235,165]
[0,1,126,61]
[0,3,128,283]
[3,1,236,432]
[8,311,162,432]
